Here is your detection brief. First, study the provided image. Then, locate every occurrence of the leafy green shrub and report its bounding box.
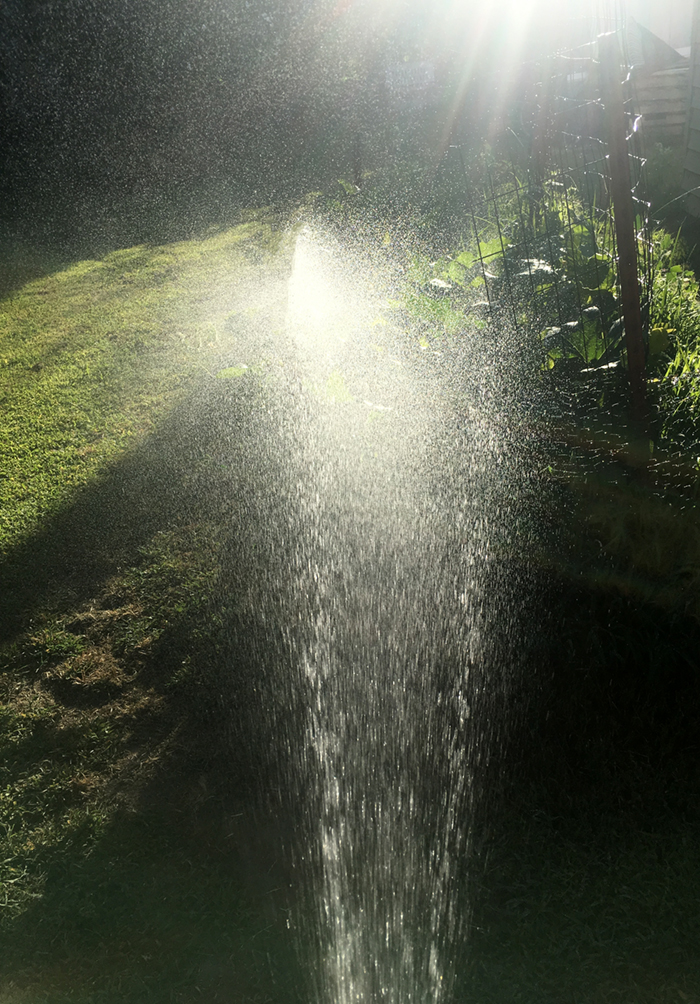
[649,230,700,450]
[408,172,623,367]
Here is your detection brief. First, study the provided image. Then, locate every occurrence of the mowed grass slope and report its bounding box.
[0,218,303,1003]
[0,219,290,552]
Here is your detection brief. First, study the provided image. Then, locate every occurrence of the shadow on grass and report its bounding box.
[4,351,700,1002]
[452,570,700,1004]
[5,812,303,1004]
[0,371,312,1002]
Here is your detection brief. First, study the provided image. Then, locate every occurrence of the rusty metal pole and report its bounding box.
[598,31,648,425]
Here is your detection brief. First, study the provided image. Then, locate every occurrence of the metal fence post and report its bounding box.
[598,31,648,425]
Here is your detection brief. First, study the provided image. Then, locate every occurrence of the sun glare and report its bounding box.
[287,231,351,360]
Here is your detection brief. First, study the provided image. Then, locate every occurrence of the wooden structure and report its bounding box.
[627,18,689,145]
[635,67,689,144]
[684,0,700,215]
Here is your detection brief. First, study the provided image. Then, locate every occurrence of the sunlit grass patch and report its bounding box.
[0,219,288,555]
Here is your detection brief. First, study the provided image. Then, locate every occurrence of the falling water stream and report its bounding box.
[233,225,542,1004]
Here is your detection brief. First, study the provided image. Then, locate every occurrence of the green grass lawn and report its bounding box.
[2,210,700,1003]
[0,216,306,1003]
[0,217,293,553]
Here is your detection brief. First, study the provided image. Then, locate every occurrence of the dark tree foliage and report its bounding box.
[0,0,349,196]
[0,0,608,222]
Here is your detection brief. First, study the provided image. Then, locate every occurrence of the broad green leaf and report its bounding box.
[456,251,476,268]
[447,261,466,284]
[478,236,505,260]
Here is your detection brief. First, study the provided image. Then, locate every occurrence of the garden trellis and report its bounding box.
[439,19,652,422]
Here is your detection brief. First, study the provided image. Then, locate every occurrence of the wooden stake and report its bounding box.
[598,31,648,424]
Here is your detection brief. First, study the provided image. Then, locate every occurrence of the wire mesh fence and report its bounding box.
[436,14,653,414]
